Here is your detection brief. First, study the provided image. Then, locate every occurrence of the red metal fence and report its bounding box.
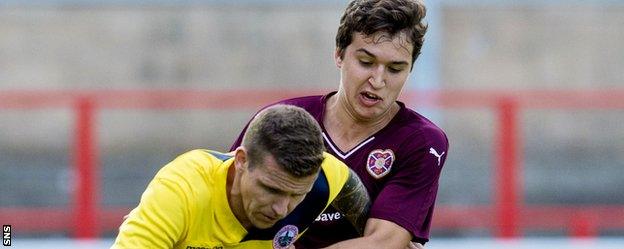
[1,89,624,238]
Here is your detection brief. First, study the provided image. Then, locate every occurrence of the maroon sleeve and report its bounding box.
[229,102,275,151]
[230,100,285,150]
[230,96,322,151]
[230,121,250,151]
[368,126,449,243]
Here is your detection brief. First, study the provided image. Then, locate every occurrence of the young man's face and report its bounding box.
[238,152,318,229]
[335,31,413,122]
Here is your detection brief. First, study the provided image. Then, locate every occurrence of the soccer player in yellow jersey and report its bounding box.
[112,105,370,249]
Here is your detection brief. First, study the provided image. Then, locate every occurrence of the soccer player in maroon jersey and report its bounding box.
[231,0,448,248]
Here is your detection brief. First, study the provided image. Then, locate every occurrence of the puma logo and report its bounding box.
[429,147,445,166]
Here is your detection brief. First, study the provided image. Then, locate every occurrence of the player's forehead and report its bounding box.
[252,155,316,194]
[349,31,413,63]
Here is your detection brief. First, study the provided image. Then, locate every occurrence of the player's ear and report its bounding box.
[334,48,344,69]
[234,147,248,172]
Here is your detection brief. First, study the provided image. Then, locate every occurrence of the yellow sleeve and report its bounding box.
[111,177,189,249]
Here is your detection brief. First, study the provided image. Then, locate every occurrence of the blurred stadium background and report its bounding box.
[1,0,623,248]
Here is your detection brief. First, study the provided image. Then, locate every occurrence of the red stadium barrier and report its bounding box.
[1,89,624,238]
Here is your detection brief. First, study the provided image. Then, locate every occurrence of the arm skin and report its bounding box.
[330,168,371,236]
[325,169,424,248]
[323,169,425,249]
[322,218,420,249]
[407,241,425,249]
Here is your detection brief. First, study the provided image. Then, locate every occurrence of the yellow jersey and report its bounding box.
[112,149,350,249]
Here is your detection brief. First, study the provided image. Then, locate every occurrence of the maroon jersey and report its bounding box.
[230,92,449,247]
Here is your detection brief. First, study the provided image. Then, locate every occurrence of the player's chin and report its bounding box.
[254,222,276,229]
[356,107,384,121]
[252,217,277,229]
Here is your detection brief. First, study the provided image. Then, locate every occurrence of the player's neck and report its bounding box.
[226,164,253,230]
[324,95,397,152]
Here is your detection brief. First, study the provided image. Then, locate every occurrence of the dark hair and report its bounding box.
[336,0,428,67]
[242,105,325,177]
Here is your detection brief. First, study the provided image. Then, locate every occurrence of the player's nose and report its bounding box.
[369,65,386,88]
[270,196,290,219]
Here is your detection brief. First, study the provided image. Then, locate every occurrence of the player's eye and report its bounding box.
[359,60,373,66]
[388,65,405,73]
[264,185,281,194]
[388,67,402,73]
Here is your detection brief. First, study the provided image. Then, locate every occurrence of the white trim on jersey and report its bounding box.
[322,132,375,159]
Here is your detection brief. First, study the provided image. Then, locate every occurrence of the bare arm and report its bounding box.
[330,168,371,235]
[325,168,422,249]
[322,218,414,249]
[407,241,425,249]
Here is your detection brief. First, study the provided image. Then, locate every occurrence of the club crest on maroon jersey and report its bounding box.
[273,225,298,249]
[366,149,395,179]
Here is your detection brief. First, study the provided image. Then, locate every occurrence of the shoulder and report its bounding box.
[278,95,325,106]
[256,94,326,113]
[319,152,351,201]
[154,149,227,187]
[149,150,232,214]
[394,107,449,151]
[271,94,328,117]
[320,152,350,180]
[380,107,449,173]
